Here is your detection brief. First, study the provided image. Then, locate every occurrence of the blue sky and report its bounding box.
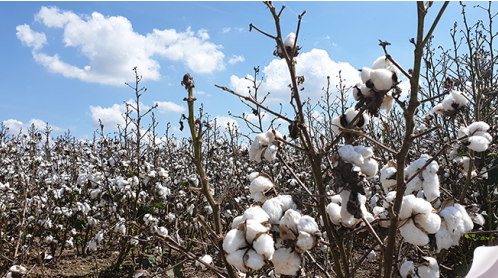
[0,1,490,141]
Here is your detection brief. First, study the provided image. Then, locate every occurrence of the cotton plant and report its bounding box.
[249,129,283,163]
[331,107,371,134]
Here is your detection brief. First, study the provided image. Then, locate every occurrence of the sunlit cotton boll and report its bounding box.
[241,206,270,224]
[399,218,429,246]
[196,255,213,271]
[245,219,270,243]
[380,165,397,192]
[245,249,265,271]
[327,202,342,225]
[252,233,275,260]
[370,68,395,91]
[295,231,315,252]
[400,260,416,278]
[418,257,439,278]
[280,209,302,234]
[223,229,248,254]
[226,248,249,273]
[272,248,301,276]
[249,175,274,202]
[87,239,97,252]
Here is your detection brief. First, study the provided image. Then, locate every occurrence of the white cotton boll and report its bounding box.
[467,136,491,152]
[276,195,297,212]
[360,83,372,97]
[400,195,417,220]
[223,229,247,254]
[353,84,363,101]
[422,174,440,202]
[87,239,97,252]
[418,262,439,278]
[245,249,265,271]
[381,166,397,191]
[266,129,283,142]
[450,90,468,109]
[361,67,372,84]
[340,191,356,227]
[399,219,429,246]
[264,144,279,162]
[249,147,265,162]
[253,233,275,260]
[344,107,359,123]
[454,204,474,232]
[296,231,315,252]
[280,209,301,234]
[415,213,441,234]
[338,145,364,166]
[331,116,343,134]
[383,191,397,208]
[297,215,319,234]
[232,216,244,229]
[473,213,485,226]
[242,206,270,223]
[262,199,284,224]
[441,94,456,112]
[432,103,445,115]
[327,202,342,225]
[361,158,379,178]
[474,131,493,142]
[400,260,416,278]
[370,69,394,91]
[468,121,490,134]
[372,56,393,69]
[250,176,273,200]
[367,250,377,262]
[245,219,270,243]
[412,197,434,215]
[196,255,213,271]
[406,175,423,196]
[226,248,248,272]
[283,32,296,48]
[252,192,264,202]
[272,248,301,276]
[379,211,391,228]
[247,172,260,182]
[330,194,342,204]
[373,206,385,217]
[353,146,374,159]
[439,206,463,238]
[380,94,395,113]
[436,224,453,252]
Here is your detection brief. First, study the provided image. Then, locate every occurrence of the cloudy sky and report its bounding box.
[0,1,487,140]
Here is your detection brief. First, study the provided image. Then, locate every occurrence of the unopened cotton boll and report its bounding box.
[283,32,296,48]
[252,233,275,260]
[223,229,247,254]
[272,248,301,275]
[399,218,429,246]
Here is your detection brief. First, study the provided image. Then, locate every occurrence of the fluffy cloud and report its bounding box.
[228,55,245,65]
[222,27,231,33]
[2,118,62,135]
[17,6,225,86]
[154,101,186,113]
[212,116,239,132]
[89,99,150,130]
[229,48,361,104]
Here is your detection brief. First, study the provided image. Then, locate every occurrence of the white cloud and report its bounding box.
[235,28,244,33]
[212,116,239,132]
[228,55,245,65]
[17,6,225,86]
[222,27,231,33]
[230,48,361,104]
[154,101,186,113]
[245,111,269,123]
[194,90,206,95]
[16,24,46,50]
[2,118,62,135]
[89,103,126,130]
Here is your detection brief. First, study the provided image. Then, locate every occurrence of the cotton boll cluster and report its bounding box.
[326,191,374,228]
[405,155,440,202]
[337,145,378,178]
[331,107,370,134]
[247,172,275,202]
[458,121,493,152]
[433,90,468,117]
[435,203,474,252]
[400,257,439,278]
[223,206,274,273]
[397,195,441,246]
[249,130,283,163]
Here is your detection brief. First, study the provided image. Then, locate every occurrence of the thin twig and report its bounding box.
[306,250,334,278]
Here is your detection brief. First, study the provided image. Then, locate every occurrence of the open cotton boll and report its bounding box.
[196,255,213,271]
[383,191,397,208]
[361,67,372,84]
[450,90,469,109]
[242,206,270,223]
[353,146,374,159]
[361,158,379,178]
[275,195,297,212]
[432,103,445,115]
[249,148,265,163]
[262,198,284,224]
[296,231,315,252]
[414,213,441,234]
[232,216,244,229]
[283,32,296,48]
[454,204,474,232]
[399,218,429,246]
[380,165,397,191]
[272,248,301,276]
[406,175,423,196]
[247,172,260,182]
[439,206,463,235]
[338,145,364,166]
[266,129,283,142]
[421,174,440,202]
[399,195,417,220]
[327,202,342,225]
[468,121,490,134]
[467,136,491,152]
[340,191,357,227]
[250,176,273,201]
[280,209,301,234]
[372,206,385,217]
[372,55,393,69]
[253,233,275,260]
[331,194,342,204]
[370,69,394,91]
[412,197,434,215]
[298,215,319,234]
[418,257,439,278]
[380,93,395,113]
[226,248,248,272]
[245,219,270,243]
[223,229,247,254]
[435,225,454,252]
[400,260,416,278]
[264,144,279,162]
[331,116,343,134]
[245,249,265,271]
